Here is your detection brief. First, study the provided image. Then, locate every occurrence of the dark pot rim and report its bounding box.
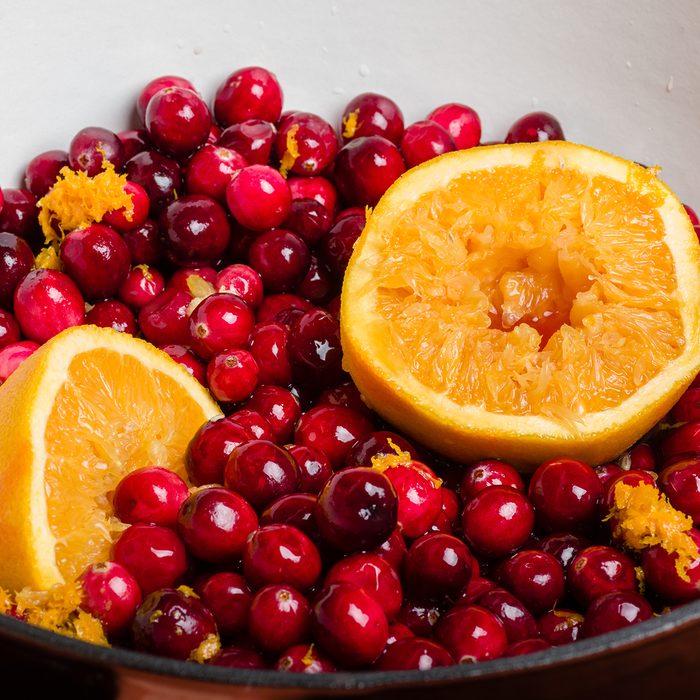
[1,595,698,689]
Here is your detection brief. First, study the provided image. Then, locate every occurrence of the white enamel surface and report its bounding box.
[0,0,698,203]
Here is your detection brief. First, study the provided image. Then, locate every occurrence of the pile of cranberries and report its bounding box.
[2,66,700,674]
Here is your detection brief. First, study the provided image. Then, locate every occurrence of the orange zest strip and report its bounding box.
[342,109,360,139]
[279,124,301,178]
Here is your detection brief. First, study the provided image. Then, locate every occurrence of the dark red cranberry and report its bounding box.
[0,341,39,382]
[658,457,700,524]
[276,112,339,176]
[256,292,313,324]
[260,493,317,538]
[132,587,218,660]
[400,120,455,167]
[13,269,85,343]
[334,136,406,207]
[283,198,333,246]
[215,264,264,308]
[218,119,276,165]
[313,582,388,667]
[498,550,566,616]
[426,103,481,149]
[435,605,508,663]
[102,181,150,233]
[186,417,250,486]
[671,386,700,423]
[275,643,336,673]
[294,255,334,303]
[376,637,454,670]
[117,129,151,161]
[661,421,700,464]
[185,144,247,203]
[458,577,498,606]
[79,561,142,637]
[373,527,408,572]
[0,309,20,349]
[286,444,333,494]
[288,176,338,215]
[85,300,137,334]
[248,584,311,654]
[224,440,299,509]
[69,126,124,175]
[317,380,371,417]
[136,74,197,123]
[160,344,206,384]
[118,265,165,310]
[538,609,584,646]
[476,588,539,643]
[226,164,291,231]
[538,532,591,571]
[214,67,283,126]
[440,488,461,526]
[505,112,565,143]
[248,229,310,294]
[138,288,192,346]
[196,571,251,638]
[227,408,273,441]
[341,93,404,145]
[461,459,524,501]
[188,292,254,360]
[395,600,441,636]
[641,527,700,603]
[0,189,38,239]
[123,219,164,265]
[595,462,623,487]
[244,385,301,443]
[113,524,188,594]
[319,213,365,279]
[504,639,551,657]
[346,431,419,468]
[211,646,266,668]
[124,151,182,215]
[582,591,653,638]
[286,308,342,385]
[528,458,603,532]
[243,524,322,591]
[24,149,69,197]
[0,232,34,309]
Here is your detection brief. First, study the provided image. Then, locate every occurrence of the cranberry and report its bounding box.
[79,561,142,637]
[595,462,623,487]
[260,493,317,538]
[218,119,276,165]
[285,308,342,385]
[0,189,39,239]
[132,587,218,660]
[282,198,332,246]
[247,229,310,293]
[684,203,700,226]
[125,151,182,215]
[504,639,551,657]
[400,120,455,167]
[294,256,334,303]
[138,288,192,347]
[0,340,39,382]
[505,112,565,143]
[528,458,602,532]
[196,571,251,638]
[123,219,164,265]
[0,310,20,349]
[317,380,371,417]
[86,299,136,334]
[184,145,247,203]
[276,112,339,176]
[225,164,291,231]
[160,344,206,384]
[215,264,263,308]
[0,232,34,309]
[476,588,539,643]
[243,524,321,591]
[385,622,415,646]
[214,66,283,126]
[288,176,338,215]
[224,440,299,509]
[13,269,85,344]
[440,488,461,527]
[275,643,336,673]
[641,527,700,603]
[498,550,565,616]
[345,431,417,468]
[334,136,406,207]
[24,149,69,197]
[248,584,311,654]
[69,126,124,175]
[185,417,249,486]
[458,577,498,606]
[435,605,508,663]
[102,181,150,233]
[136,74,197,123]
[538,609,584,646]
[661,421,700,464]
[376,637,454,670]
[244,385,301,443]
[168,266,217,294]
[461,459,524,501]
[211,646,266,668]
[426,103,481,149]
[117,129,151,161]
[658,457,700,524]
[671,387,700,423]
[373,527,408,572]
[538,532,591,571]
[247,322,292,386]
[582,591,653,638]
[319,214,365,279]
[118,265,165,310]
[256,292,313,324]
[187,293,253,360]
[313,583,388,667]
[287,444,332,494]
[602,469,657,512]
[395,601,442,636]
[341,93,404,145]
[113,523,187,594]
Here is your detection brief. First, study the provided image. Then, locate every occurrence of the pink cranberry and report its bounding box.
[24,149,69,197]
[505,112,565,143]
[659,457,700,524]
[186,417,249,486]
[159,344,206,384]
[461,459,524,501]
[376,637,454,670]
[435,605,508,663]
[102,181,150,233]
[248,584,311,654]
[69,126,124,175]
[13,269,85,343]
[0,189,39,239]
[214,66,283,126]
[244,385,301,443]
[112,466,189,527]
[400,120,456,167]
[498,550,565,616]
[504,639,551,657]
[196,571,251,638]
[226,164,291,231]
[426,103,482,149]
[0,232,34,309]
[112,523,188,594]
[211,646,266,669]
[123,219,164,265]
[138,288,192,346]
[476,588,539,643]
[0,310,20,349]
[276,112,339,176]
[117,129,151,161]
[260,493,317,538]
[125,151,182,215]
[582,591,653,638]
[641,527,700,603]
[188,292,254,360]
[248,322,293,386]
[319,214,365,279]
[341,93,404,145]
[287,444,333,494]
[275,643,336,673]
[215,264,263,308]
[85,300,136,334]
[0,340,39,382]
[79,561,142,637]
[537,532,591,571]
[218,119,276,164]
[118,265,165,310]
[248,229,310,292]
[538,609,584,646]
[373,527,408,572]
[288,176,338,214]
[185,144,247,203]
[136,74,196,123]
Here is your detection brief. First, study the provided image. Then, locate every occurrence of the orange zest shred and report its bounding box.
[186,274,216,300]
[609,481,699,581]
[35,245,61,270]
[189,633,221,663]
[301,643,316,667]
[370,438,443,488]
[342,109,360,139]
[279,124,301,178]
[635,565,646,594]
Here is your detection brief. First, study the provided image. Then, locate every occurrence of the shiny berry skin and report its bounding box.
[582,591,653,638]
[245,322,291,386]
[641,527,700,603]
[325,553,403,619]
[226,165,291,231]
[295,405,374,469]
[79,561,142,637]
[113,466,189,527]
[248,229,310,293]
[276,112,339,176]
[159,344,206,384]
[136,74,197,123]
[184,144,247,203]
[256,292,313,324]
[117,129,151,161]
[214,66,283,127]
[102,181,150,233]
[207,347,258,402]
[334,136,406,207]
[619,442,656,471]
[227,408,273,441]
[658,457,700,524]
[660,421,700,464]
[286,444,332,494]
[13,269,85,344]
[458,577,498,606]
[671,386,700,423]
[0,310,20,349]
[0,188,39,239]
[319,213,365,279]
[373,527,408,572]
[260,493,317,538]
[244,385,301,443]
[316,467,398,552]
[294,255,334,303]
[288,176,338,215]
[538,609,584,646]
[341,92,404,145]
[0,341,39,382]
[404,533,472,602]
[426,103,481,149]
[243,524,322,591]
[476,588,539,643]
[24,149,69,197]
[113,524,187,594]
[395,601,441,636]
[313,582,389,667]
[345,431,419,468]
[138,288,192,346]
[132,587,218,660]
[123,219,164,265]
[69,126,124,175]
[186,417,250,486]
[461,459,524,501]
[318,380,372,417]
[528,458,602,532]
[400,120,455,167]
[283,198,333,246]
[505,112,565,143]
[215,264,264,308]
[498,550,565,616]
[462,486,534,559]
[125,151,182,215]
[504,639,551,657]
[537,532,591,571]
[248,584,311,654]
[385,622,415,647]
[275,643,336,673]
[376,637,454,670]
[196,571,251,638]
[594,462,623,487]
[118,265,165,310]
[218,119,276,165]
[287,308,342,385]
[435,605,508,663]
[85,300,136,334]
[224,440,299,509]
[0,232,34,309]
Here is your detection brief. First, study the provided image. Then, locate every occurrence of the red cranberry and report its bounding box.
[160,344,206,384]
[0,232,34,309]
[286,308,342,385]
[248,322,292,386]
[288,176,338,215]
[435,605,508,663]
[400,120,455,167]
[385,622,414,646]
[211,646,266,668]
[113,466,188,528]
[684,203,699,226]
[69,126,124,175]
[537,532,591,571]
[505,112,565,143]
[185,144,247,203]
[196,571,251,638]
[260,493,317,538]
[461,459,524,501]
[341,93,404,145]
[218,119,276,164]
[294,256,334,303]
[13,269,85,344]
[0,189,39,239]
[595,462,623,487]
[275,643,336,673]
[85,300,136,334]
[618,442,656,472]
[125,151,182,215]
[136,75,197,123]
[462,486,534,558]
[188,293,254,360]
[426,103,481,149]
[440,489,461,527]
[244,385,301,443]
[287,444,333,494]
[376,637,454,670]
[132,587,218,660]
[538,609,584,646]
[24,149,69,197]
[215,264,263,308]
[243,524,322,590]
[582,591,653,638]
[256,292,313,324]
[0,341,39,382]
[671,387,700,423]
[102,181,150,233]
[168,266,217,294]
[79,561,142,637]
[346,431,419,467]
[317,380,371,417]
[138,288,192,346]
[504,639,551,657]
[319,213,365,279]
[117,129,151,161]
[276,112,339,176]
[373,527,408,572]
[0,309,20,349]
[224,440,299,509]
[248,584,311,654]
[123,219,164,265]
[113,523,187,594]
[118,265,165,310]
[226,164,291,231]
[458,577,498,606]
[214,67,283,126]
[661,421,700,464]
[395,600,442,636]
[498,550,566,615]
[476,588,539,643]
[313,582,388,667]
[247,229,310,292]
[186,417,249,486]
[528,458,602,533]
[658,457,700,524]
[641,527,700,603]
[283,198,332,246]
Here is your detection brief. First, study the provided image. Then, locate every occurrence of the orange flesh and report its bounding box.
[44,349,201,581]
[370,162,684,422]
